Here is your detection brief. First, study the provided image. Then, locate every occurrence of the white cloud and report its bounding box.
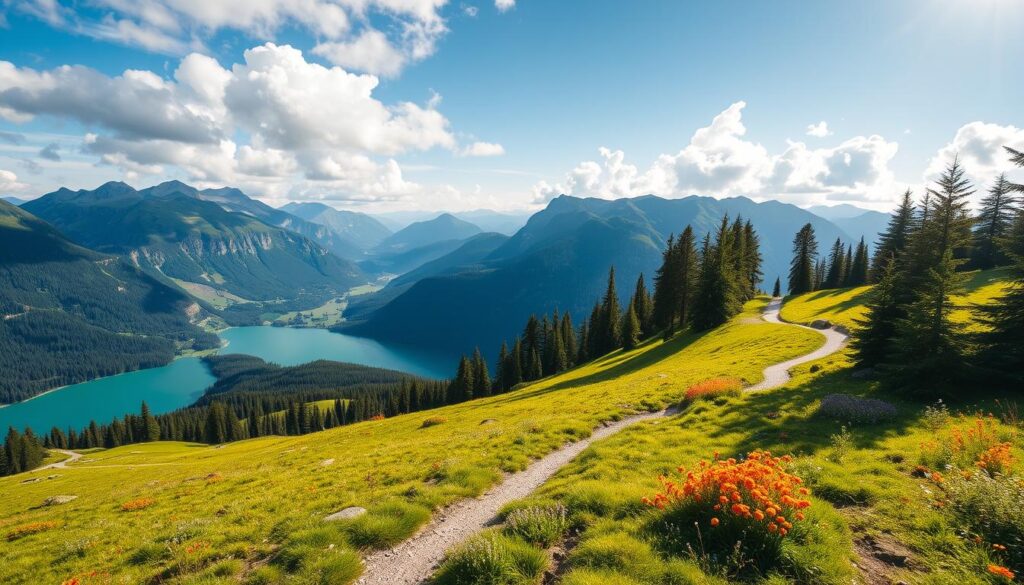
[313,30,407,78]
[0,169,29,193]
[925,121,1024,186]
[806,120,832,137]
[459,141,505,157]
[533,101,901,207]
[495,0,515,12]
[463,5,479,17]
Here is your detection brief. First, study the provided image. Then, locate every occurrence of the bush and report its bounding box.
[340,501,431,549]
[504,504,569,547]
[642,450,811,579]
[6,521,59,541]
[433,531,548,585]
[942,470,1024,575]
[816,394,897,424]
[421,416,448,428]
[683,378,743,403]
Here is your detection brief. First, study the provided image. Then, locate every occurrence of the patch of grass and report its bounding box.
[503,504,568,547]
[421,416,448,428]
[339,501,431,549]
[433,531,548,585]
[568,532,662,582]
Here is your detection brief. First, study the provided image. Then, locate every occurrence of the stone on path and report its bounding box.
[43,495,78,506]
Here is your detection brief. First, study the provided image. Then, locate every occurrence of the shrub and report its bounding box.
[6,521,59,541]
[683,378,743,403]
[421,416,448,428]
[642,450,811,579]
[433,531,549,585]
[121,498,155,512]
[504,504,569,547]
[826,426,853,464]
[941,470,1024,575]
[816,394,897,424]
[920,415,1015,471]
[340,501,431,549]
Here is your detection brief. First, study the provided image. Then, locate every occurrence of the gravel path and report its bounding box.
[745,297,848,392]
[358,298,848,583]
[39,449,82,470]
[357,410,670,585]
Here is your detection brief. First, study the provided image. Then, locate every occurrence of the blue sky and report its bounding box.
[1,0,1022,212]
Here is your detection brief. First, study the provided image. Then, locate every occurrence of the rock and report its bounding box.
[480,419,498,425]
[325,506,366,522]
[43,495,78,506]
[321,458,335,467]
[810,319,832,330]
[21,477,42,484]
[809,364,821,373]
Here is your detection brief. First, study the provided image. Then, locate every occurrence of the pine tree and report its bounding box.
[140,401,160,442]
[510,339,524,387]
[772,277,781,297]
[450,355,475,401]
[851,257,901,367]
[651,234,677,332]
[692,216,741,331]
[972,173,1017,269]
[472,348,491,397]
[586,302,602,359]
[622,302,641,350]
[741,220,763,300]
[823,238,846,289]
[560,313,577,368]
[847,238,869,286]
[632,275,654,336]
[3,427,22,475]
[528,348,543,380]
[871,190,915,281]
[842,244,854,286]
[204,403,228,444]
[597,267,622,354]
[496,342,510,392]
[673,227,699,330]
[788,223,818,295]
[813,258,826,291]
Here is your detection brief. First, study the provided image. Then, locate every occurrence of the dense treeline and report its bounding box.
[811,147,1023,394]
[0,427,47,477]
[788,227,869,295]
[11,357,450,457]
[452,215,763,394]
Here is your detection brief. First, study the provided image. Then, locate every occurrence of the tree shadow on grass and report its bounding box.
[487,329,712,406]
[700,368,924,458]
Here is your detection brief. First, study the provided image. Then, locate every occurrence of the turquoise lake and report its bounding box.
[0,327,454,434]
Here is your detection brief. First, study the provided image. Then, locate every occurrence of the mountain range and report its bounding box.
[345,194,885,356]
[1,196,26,206]
[0,200,218,403]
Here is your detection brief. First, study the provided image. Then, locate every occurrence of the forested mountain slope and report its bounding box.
[0,201,218,403]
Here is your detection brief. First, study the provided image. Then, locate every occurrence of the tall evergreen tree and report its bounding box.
[772,277,781,297]
[692,216,741,331]
[560,313,577,368]
[788,223,818,295]
[621,302,641,350]
[596,267,622,354]
[651,234,677,331]
[851,257,902,367]
[871,190,916,281]
[140,401,160,442]
[496,342,510,392]
[204,403,228,444]
[472,348,491,397]
[972,173,1017,269]
[848,238,870,287]
[632,275,654,336]
[741,220,764,299]
[823,238,846,289]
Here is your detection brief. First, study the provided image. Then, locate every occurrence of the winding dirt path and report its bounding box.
[39,449,82,470]
[745,297,848,393]
[357,298,848,584]
[357,410,670,585]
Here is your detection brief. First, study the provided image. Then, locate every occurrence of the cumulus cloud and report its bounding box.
[925,121,1024,186]
[0,169,28,192]
[495,0,515,12]
[0,44,463,202]
[806,121,832,137]
[533,101,901,207]
[459,141,505,157]
[313,30,407,77]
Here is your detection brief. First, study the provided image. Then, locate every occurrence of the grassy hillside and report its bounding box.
[780,267,1012,331]
[2,280,1019,585]
[0,299,822,584]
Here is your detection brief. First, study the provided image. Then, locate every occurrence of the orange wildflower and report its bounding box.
[987,564,1015,580]
[710,517,720,526]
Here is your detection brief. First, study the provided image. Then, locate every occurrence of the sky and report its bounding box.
[0,0,1022,213]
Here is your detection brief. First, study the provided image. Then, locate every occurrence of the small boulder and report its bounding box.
[321,458,335,467]
[324,506,366,522]
[810,319,832,330]
[43,495,78,506]
[479,419,498,425]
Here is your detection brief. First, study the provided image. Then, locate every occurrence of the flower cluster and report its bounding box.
[976,443,1015,476]
[642,450,811,538]
[683,377,743,402]
[120,498,155,512]
[920,415,1015,472]
[6,520,59,541]
[987,564,1014,580]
